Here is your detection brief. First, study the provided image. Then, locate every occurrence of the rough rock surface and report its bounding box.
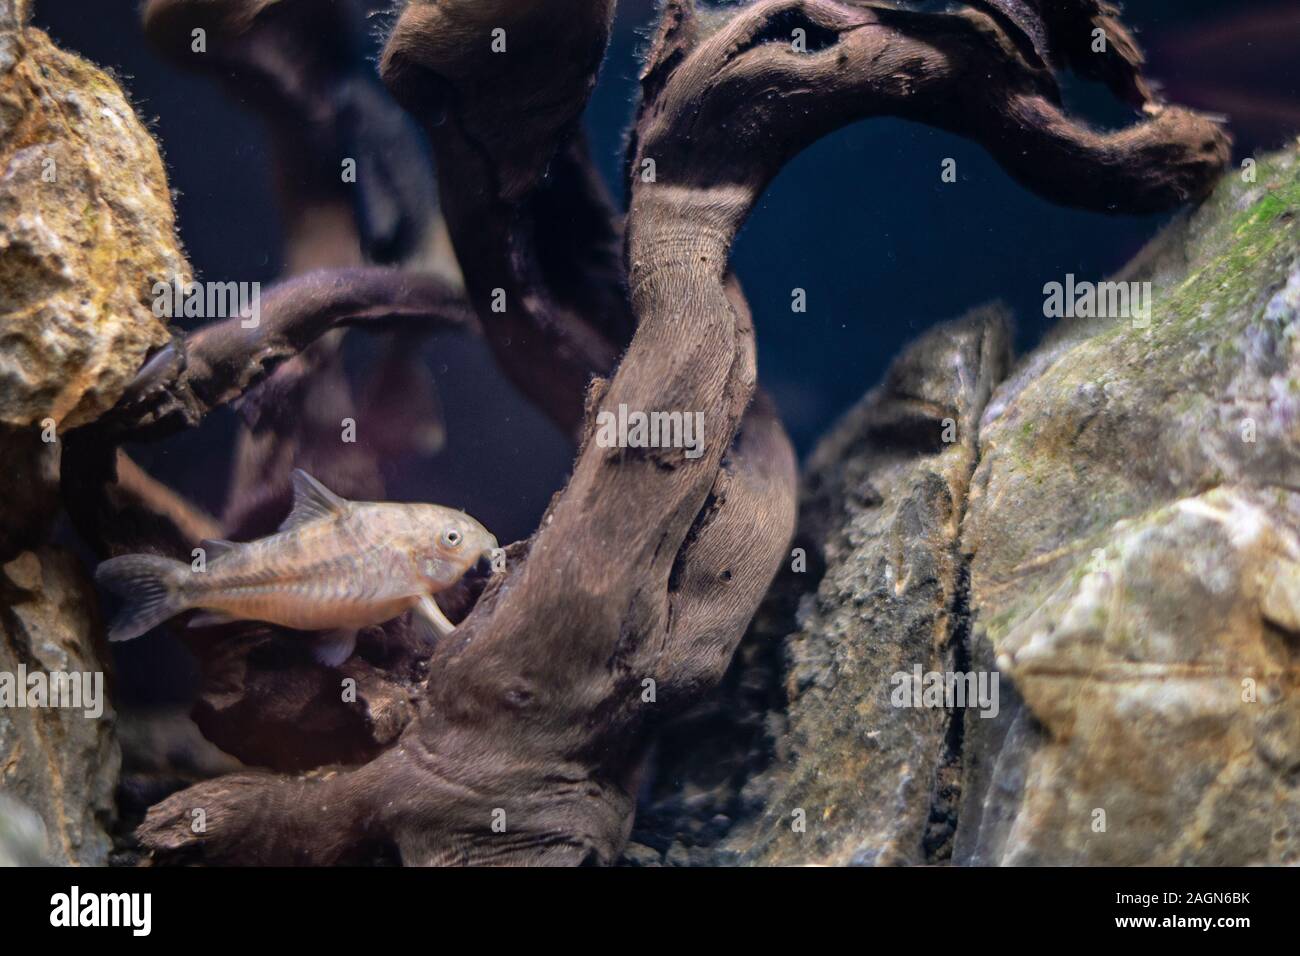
[0,0,182,431]
[0,791,49,865]
[632,144,1300,866]
[0,0,183,866]
[956,145,1300,866]
[0,548,119,865]
[0,425,59,562]
[720,306,1011,865]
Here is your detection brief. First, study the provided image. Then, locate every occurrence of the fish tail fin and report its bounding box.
[94,554,191,643]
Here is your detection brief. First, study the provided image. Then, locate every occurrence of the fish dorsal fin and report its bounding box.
[199,538,237,560]
[279,469,351,532]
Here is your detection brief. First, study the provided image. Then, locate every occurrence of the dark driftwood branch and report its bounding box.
[60,448,221,567]
[143,0,440,267]
[136,0,1228,865]
[380,0,631,432]
[106,267,473,441]
[969,0,1154,107]
[141,0,458,537]
[66,266,474,557]
[69,266,473,562]
[624,1,1226,215]
[112,452,223,549]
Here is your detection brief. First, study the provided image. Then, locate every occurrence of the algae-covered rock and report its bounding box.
[956,145,1300,865]
[0,0,183,431]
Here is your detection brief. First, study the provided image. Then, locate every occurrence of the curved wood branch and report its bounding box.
[67,266,474,567]
[380,0,632,433]
[967,0,1154,107]
[103,267,473,441]
[64,266,475,558]
[625,1,1226,221]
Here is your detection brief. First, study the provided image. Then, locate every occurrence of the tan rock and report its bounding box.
[0,1,184,430]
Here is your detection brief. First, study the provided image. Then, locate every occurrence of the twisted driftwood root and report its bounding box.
[129,0,1228,865]
[381,0,632,432]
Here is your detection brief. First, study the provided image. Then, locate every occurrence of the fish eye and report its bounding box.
[442,529,464,548]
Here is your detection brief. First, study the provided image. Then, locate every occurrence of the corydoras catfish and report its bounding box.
[95,469,499,665]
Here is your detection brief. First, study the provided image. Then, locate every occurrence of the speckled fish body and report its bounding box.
[190,501,484,630]
[95,470,499,660]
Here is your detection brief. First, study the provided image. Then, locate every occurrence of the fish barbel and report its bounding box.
[94,470,499,665]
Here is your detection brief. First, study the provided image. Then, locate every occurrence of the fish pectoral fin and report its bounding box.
[412,595,456,643]
[312,629,358,667]
[187,610,239,629]
[279,469,352,532]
